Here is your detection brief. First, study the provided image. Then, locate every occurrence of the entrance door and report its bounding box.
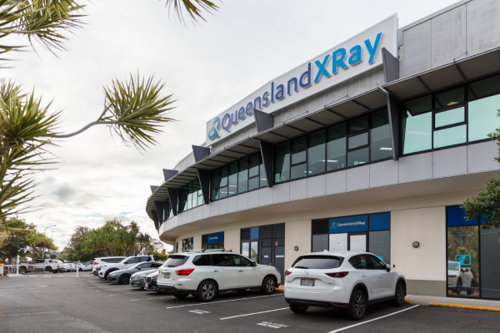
[258,223,285,284]
[350,234,367,252]
[329,233,348,251]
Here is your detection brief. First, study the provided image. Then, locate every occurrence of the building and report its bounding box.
[146,0,500,300]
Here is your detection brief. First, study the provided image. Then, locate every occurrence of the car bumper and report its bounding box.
[130,279,145,288]
[107,275,119,283]
[156,282,196,295]
[285,297,349,309]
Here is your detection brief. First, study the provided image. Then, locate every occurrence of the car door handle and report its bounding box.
[213,270,218,273]
[361,274,366,277]
[379,274,383,278]
[238,270,243,273]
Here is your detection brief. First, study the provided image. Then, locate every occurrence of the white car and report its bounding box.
[92,256,127,275]
[447,261,475,295]
[156,250,281,302]
[284,251,406,320]
[98,255,154,280]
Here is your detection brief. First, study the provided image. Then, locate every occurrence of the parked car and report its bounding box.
[156,250,281,302]
[92,256,127,275]
[107,262,163,284]
[144,271,161,292]
[75,263,91,272]
[284,251,406,320]
[447,261,475,295]
[98,255,155,280]
[19,259,63,273]
[130,270,159,289]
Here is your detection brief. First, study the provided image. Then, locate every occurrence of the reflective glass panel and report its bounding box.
[260,164,267,187]
[308,130,326,176]
[434,125,466,148]
[447,226,479,297]
[348,133,368,150]
[248,177,259,191]
[327,124,346,171]
[291,163,307,180]
[348,115,369,134]
[312,235,329,252]
[211,171,219,200]
[220,184,228,198]
[402,95,432,154]
[228,162,238,196]
[292,136,307,151]
[347,147,369,167]
[241,242,249,258]
[369,231,390,264]
[249,165,259,178]
[291,151,306,165]
[435,107,465,128]
[251,241,258,262]
[275,142,290,183]
[349,235,366,252]
[370,109,392,161]
[435,87,464,108]
[329,233,348,251]
[480,227,500,299]
[468,76,500,142]
[238,158,248,194]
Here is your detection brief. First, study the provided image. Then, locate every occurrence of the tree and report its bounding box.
[0,218,30,263]
[462,110,500,230]
[25,227,57,262]
[0,0,220,232]
[49,254,56,259]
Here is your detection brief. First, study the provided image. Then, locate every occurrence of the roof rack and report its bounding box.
[201,249,232,253]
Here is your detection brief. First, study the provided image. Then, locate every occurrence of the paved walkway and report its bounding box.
[405,294,500,311]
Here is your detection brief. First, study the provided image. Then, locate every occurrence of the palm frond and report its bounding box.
[165,0,219,24]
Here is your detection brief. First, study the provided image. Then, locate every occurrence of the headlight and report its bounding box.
[109,272,119,276]
[448,274,457,278]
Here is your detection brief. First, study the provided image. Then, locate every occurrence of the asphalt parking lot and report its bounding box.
[1,273,499,333]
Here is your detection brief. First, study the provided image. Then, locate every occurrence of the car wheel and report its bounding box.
[173,293,188,299]
[119,274,130,285]
[456,278,462,295]
[347,289,367,321]
[237,289,246,294]
[19,267,26,274]
[391,282,405,307]
[197,281,217,302]
[289,304,308,314]
[261,276,276,295]
[45,267,52,273]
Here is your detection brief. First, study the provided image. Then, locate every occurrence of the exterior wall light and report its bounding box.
[294,246,299,251]
[412,241,420,248]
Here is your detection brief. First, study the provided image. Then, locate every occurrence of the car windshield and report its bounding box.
[448,262,459,271]
[129,263,143,270]
[292,256,342,269]
[164,255,188,267]
[118,257,131,264]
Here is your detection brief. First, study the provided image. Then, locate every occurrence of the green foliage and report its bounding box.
[49,253,56,259]
[165,0,219,24]
[25,226,57,262]
[0,217,29,261]
[149,251,168,261]
[462,110,500,230]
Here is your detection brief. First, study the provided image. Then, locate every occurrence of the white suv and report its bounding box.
[284,251,406,320]
[157,250,281,302]
[92,256,127,275]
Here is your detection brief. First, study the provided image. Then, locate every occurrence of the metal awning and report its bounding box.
[253,88,387,144]
[383,47,500,100]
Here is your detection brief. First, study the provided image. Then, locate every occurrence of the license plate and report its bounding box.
[300,279,314,287]
[145,283,148,289]
[164,273,170,279]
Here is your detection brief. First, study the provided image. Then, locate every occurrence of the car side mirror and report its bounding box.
[253,261,257,267]
[386,264,391,272]
[137,267,141,270]
[124,261,128,264]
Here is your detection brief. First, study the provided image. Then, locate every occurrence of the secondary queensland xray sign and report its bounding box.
[206,14,398,144]
[330,215,368,233]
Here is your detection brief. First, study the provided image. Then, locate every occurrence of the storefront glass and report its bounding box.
[178,180,203,213]
[202,232,224,250]
[181,237,193,252]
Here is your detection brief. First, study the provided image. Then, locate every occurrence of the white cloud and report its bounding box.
[5,0,458,251]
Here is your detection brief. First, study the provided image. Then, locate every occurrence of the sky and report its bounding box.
[4,0,459,252]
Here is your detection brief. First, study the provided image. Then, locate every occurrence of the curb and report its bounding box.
[428,302,500,312]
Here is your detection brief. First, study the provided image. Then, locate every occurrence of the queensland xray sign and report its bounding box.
[330,215,368,233]
[206,14,398,144]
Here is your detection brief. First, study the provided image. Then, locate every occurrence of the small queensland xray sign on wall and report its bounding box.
[206,14,398,144]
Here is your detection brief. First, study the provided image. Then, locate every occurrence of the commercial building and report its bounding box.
[146,0,500,300]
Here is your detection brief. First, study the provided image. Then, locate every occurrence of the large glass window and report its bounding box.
[181,237,193,252]
[370,109,392,161]
[202,232,224,250]
[178,180,203,213]
[480,227,500,299]
[327,124,347,171]
[308,130,326,176]
[163,200,172,222]
[211,153,266,201]
[402,76,500,155]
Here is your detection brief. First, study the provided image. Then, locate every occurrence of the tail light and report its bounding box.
[159,269,161,273]
[57,265,59,268]
[325,272,349,278]
[93,262,98,265]
[175,268,194,276]
[285,270,292,276]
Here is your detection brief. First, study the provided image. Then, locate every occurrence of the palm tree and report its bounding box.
[0,0,221,231]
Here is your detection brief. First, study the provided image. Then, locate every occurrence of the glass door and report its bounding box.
[329,233,348,251]
[350,234,367,252]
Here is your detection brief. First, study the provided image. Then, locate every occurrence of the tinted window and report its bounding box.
[165,255,188,267]
[233,255,252,267]
[152,263,163,268]
[36,259,44,263]
[292,256,342,269]
[139,263,152,268]
[211,254,234,266]
[139,256,151,262]
[369,255,386,269]
[193,255,211,266]
[349,255,374,269]
[126,257,140,264]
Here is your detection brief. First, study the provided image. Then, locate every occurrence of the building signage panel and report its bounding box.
[329,215,368,233]
[206,14,398,144]
[207,232,224,244]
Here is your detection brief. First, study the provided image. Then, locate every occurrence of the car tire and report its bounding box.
[289,304,308,314]
[173,293,188,299]
[119,274,130,285]
[456,278,462,295]
[45,267,52,273]
[467,280,474,296]
[347,289,367,321]
[261,276,276,295]
[391,282,405,307]
[237,289,246,294]
[197,280,217,302]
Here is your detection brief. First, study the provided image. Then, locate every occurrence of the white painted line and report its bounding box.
[166,294,282,309]
[327,305,420,333]
[131,296,171,302]
[220,308,289,320]
[110,293,141,297]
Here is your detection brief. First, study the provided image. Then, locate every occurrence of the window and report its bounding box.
[193,255,211,266]
[163,200,172,222]
[126,257,140,264]
[241,227,259,262]
[233,255,252,266]
[202,232,224,250]
[211,254,234,266]
[164,255,188,267]
[292,256,342,269]
[211,153,266,201]
[402,76,500,155]
[181,237,193,252]
[275,110,391,184]
[179,180,203,213]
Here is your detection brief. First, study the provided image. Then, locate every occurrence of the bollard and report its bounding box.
[76,261,79,279]
[16,255,19,275]
[0,263,3,276]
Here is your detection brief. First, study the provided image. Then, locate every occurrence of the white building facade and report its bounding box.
[146,0,500,300]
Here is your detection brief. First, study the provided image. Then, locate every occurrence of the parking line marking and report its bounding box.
[166,294,282,309]
[326,305,420,333]
[131,296,171,301]
[220,307,289,320]
[110,292,142,297]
